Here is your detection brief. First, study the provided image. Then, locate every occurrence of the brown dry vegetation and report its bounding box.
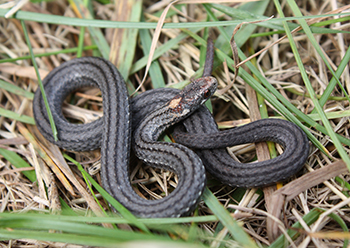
[0,0,350,247]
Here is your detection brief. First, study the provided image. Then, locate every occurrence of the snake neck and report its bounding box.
[135,104,189,143]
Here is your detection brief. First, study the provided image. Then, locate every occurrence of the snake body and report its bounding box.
[34,56,309,218]
[33,57,217,217]
[131,88,309,188]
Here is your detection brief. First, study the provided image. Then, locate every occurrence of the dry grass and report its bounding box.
[0,0,350,247]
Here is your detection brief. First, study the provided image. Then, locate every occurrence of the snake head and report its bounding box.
[168,76,217,116]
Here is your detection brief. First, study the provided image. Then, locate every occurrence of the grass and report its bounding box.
[0,0,350,247]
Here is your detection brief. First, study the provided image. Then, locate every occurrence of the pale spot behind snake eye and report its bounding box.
[168,97,182,109]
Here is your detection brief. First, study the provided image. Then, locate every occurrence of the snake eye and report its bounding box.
[203,89,211,99]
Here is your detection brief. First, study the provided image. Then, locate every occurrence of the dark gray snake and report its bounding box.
[33,51,309,218]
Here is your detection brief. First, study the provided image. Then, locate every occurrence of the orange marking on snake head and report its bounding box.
[169,97,182,109]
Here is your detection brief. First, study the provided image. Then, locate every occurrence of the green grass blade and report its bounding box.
[76,27,85,58]
[284,0,350,111]
[139,14,165,88]
[313,15,350,27]
[207,0,269,55]
[202,188,258,248]
[204,9,350,150]
[0,79,34,99]
[279,0,350,169]
[0,214,180,247]
[21,20,58,141]
[306,110,350,121]
[70,0,110,58]
[269,208,322,248]
[0,216,153,241]
[203,2,350,153]
[113,0,142,79]
[0,229,120,247]
[202,7,326,152]
[328,212,349,248]
[237,52,350,147]
[0,107,35,125]
[130,27,202,75]
[0,45,97,63]
[0,148,36,182]
[312,34,350,111]
[1,8,349,29]
[211,3,350,35]
[0,211,220,225]
[63,154,150,234]
[211,1,287,31]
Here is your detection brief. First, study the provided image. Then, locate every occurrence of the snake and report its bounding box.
[33,42,309,218]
